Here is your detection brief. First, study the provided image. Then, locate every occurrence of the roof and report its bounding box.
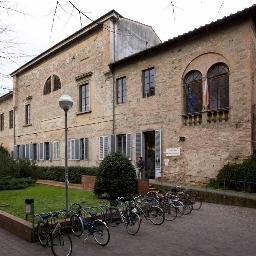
[0,91,13,103]
[110,4,256,69]
[10,10,122,76]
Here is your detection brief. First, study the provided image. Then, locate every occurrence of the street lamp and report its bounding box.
[59,95,73,211]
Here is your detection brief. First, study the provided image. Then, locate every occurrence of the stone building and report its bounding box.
[1,6,256,184]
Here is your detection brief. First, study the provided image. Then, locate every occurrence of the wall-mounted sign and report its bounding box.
[164,147,181,157]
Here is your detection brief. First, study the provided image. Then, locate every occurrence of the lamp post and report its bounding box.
[59,95,73,211]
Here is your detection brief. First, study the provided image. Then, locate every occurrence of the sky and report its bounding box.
[0,0,256,96]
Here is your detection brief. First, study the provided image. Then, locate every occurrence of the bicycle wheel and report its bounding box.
[126,212,141,235]
[70,214,84,237]
[147,206,165,225]
[105,207,122,227]
[37,221,50,247]
[51,229,72,256]
[190,193,202,210]
[173,200,185,216]
[164,204,177,221]
[92,220,110,246]
[183,199,193,215]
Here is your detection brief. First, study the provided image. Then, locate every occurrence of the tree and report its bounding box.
[94,153,137,199]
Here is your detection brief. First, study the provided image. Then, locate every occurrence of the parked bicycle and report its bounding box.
[69,203,110,246]
[35,210,72,256]
[132,195,165,225]
[104,197,141,235]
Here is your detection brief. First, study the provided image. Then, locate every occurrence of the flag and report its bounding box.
[203,79,209,110]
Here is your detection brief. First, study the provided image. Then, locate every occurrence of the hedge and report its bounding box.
[0,177,33,190]
[208,155,256,193]
[36,166,98,184]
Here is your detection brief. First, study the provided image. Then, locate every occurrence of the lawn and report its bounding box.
[0,184,106,219]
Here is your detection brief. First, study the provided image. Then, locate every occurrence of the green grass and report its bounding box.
[0,184,106,219]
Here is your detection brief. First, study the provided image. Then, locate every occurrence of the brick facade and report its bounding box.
[1,8,256,185]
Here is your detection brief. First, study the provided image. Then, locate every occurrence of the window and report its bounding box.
[117,77,127,104]
[44,142,50,160]
[79,83,90,112]
[143,67,155,97]
[9,110,13,129]
[25,104,31,125]
[207,63,229,110]
[116,134,126,155]
[80,138,89,160]
[18,144,25,159]
[52,141,60,160]
[53,75,61,91]
[0,113,4,131]
[116,134,132,160]
[43,76,51,95]
[43,75,61,95]
[184,70,203,114]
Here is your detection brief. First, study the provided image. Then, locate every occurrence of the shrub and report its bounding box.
[208,155,256,192]
[17,159,39,180]
[0,176,33,190]
[94,153,137,199]
[0,145,19,178]
[37,166,98,183]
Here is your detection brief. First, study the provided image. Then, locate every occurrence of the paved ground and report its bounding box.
[0,203,256,256]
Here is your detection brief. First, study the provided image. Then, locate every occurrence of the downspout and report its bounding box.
[112,20,116,135]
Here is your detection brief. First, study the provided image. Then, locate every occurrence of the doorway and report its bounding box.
[144,131,155,179]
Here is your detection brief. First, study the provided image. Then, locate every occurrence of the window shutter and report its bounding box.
[136,132,142,159]
[99,137,104,160]
[25,144,29,159]
[86,84,90,112]
[57,141,60,160]
[155,129,162,178]
[75,139,80,160]
[68,140,71,160]
[29,144,33,160]
[126,133,132,160]
[104,136,109,157]
[13,145,18,160]
[39,143,44,160]
[49,142,52,160]
[109,135,115,154]
[84,138,89,160]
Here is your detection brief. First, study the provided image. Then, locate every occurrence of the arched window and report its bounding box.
[207,63,229,110]
[184,70,202,114]
[43,76,51,95]
[53,75,61,91]
[43,75,61,95]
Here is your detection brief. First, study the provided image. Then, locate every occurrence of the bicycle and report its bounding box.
[105,197,141,235]
[133,195,165,225]
[35,210,72,256]
[69,203,110,246]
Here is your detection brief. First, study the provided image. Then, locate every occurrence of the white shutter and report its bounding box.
[29,144,33,160]
[126,133,132,160]
[25,144,30,159]
[136,132,142,159]
[39,143,44,160]
[155,129,162,178]
[57,141,60,160]
[99,136,104,160]
[104,136,109,157]
[68,140,71,160]
[49,142,52,160]
[75,139,80,160]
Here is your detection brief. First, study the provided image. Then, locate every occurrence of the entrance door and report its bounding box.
[135,129,162,179]
[144,131,155,179]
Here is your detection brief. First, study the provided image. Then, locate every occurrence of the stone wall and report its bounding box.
[0,93,13,152]
[113,18,254,184]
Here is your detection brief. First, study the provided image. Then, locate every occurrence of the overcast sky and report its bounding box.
[0,0,256,96]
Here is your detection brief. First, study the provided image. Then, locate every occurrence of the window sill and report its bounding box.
[76,111,91,116]
[23,124,32,127]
